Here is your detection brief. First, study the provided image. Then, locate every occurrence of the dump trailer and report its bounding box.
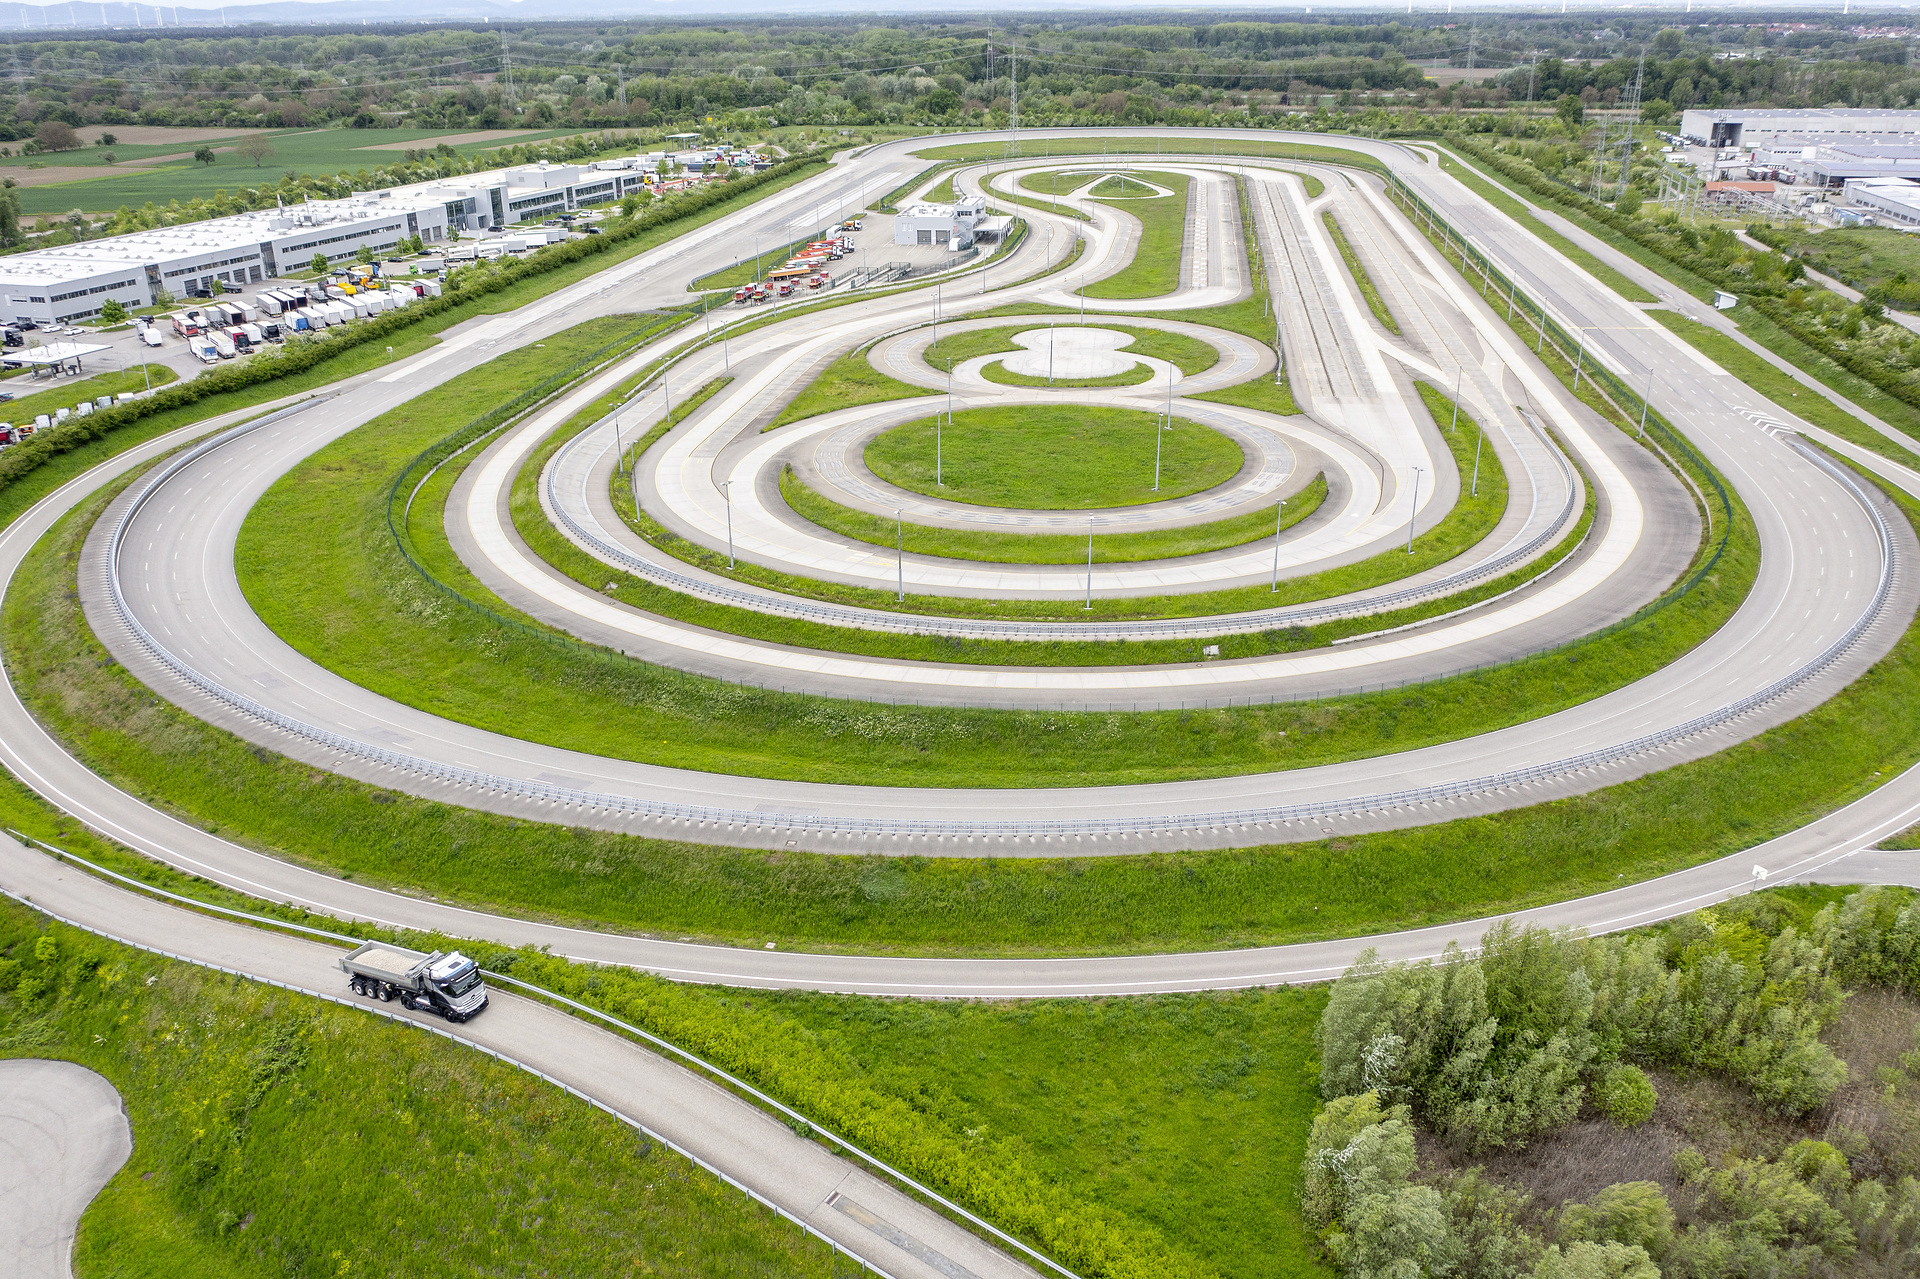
[338,941,489,1022]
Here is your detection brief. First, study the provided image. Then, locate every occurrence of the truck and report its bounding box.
[170,310,202,337]
[338,941,488,1022]
[140,327,163,349]
[207,329,236,358]
[190,337,219,363]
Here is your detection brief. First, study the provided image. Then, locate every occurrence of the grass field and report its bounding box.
[1193,372,1300,417]
[16,126,594,216]
[913,137,1387,176]
[780,467,1325,564]
[1081,170,1190,300]
[8,437,1892,967]
[864,405,1242,509]
[765,343,928,431]
[1322,210,1400,335]
[0,901,847,1278]
[3,364,176,419]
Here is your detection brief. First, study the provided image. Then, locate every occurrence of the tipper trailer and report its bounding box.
[338,941,489,1022]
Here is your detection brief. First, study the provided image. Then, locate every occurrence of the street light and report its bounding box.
[895,508,905,601]
[1271,497,1287,591]
[1450,367,1461,432]
[1084,517,1094,610]
[1407,466,1423,554]
[718,478,735,568]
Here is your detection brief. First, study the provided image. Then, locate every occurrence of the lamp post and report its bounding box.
[1471,422,1484,497]
[1450,367,1461,432]
[1048,322,1055,383]
[1084,517,1094,610]
[1407,466,1423,553]
[1638,367,1654,436]
[718,479,735,568]
[895,508,904,601]
[1271,497,1287,591]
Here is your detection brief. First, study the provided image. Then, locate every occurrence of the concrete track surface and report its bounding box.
[58,138,1912,852]
[8,126,1920,1279]
[0,1059,130,1279]
[0,127,1911,924]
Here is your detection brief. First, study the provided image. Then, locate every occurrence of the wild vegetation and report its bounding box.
[1304,888,1920,1277]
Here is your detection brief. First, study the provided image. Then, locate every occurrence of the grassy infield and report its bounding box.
[13,137,1920,1278]
[865,404,1242,508]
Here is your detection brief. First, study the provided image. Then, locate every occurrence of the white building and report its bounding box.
[892,196,988,249]
[0,156,664,327]
[1682,108,1920,149]
[1843,176,1920,227]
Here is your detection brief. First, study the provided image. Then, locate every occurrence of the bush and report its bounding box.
[1592,1065,1657,1127]
[1558,1181,1673,1254]
[1531,1242,1658,1279]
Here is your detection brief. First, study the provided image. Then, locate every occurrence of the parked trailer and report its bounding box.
[338,941,488,1022]
[141,327,163,349]
[207,330,236,358]
[170,311,201,337]
[190,338,219,363]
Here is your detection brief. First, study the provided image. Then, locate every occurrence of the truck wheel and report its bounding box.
[444,1007,461,1023]
[376,985,392,1002]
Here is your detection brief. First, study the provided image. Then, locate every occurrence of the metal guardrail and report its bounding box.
[545,350,1582,645]
[106,389,1893,837]
[5,837,1083,1279]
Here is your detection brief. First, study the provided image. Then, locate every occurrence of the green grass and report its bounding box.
[987,169,1090,222]
[925,172,957,203]
[1747,223,1920,301]
[3,416,1882,967]
[1082,170,1190,300]
[758,987,1332,1279]
[0,901,848,1279]
[1090,174,1162,198]
[1283,170,1326,199]
[1431,148,1658,304]
[865,405,1241,509]
[925,321,1220,385]
[913,137,1386,176]
[2,364,176,419]
[1322,210,1400,335]
[764,343,926,431]
[220,320,1700,792]
[779,467,1325,564]
[1193,374,1300,417]
[1648,310,1920,472]
[17,126,598,217]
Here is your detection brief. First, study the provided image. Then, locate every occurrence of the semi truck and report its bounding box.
[338,941,489,1022]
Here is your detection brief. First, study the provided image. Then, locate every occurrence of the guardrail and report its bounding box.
[4,837,1085,1279]
[544,394,1581,644]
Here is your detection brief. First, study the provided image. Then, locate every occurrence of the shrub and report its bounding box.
[1301,1091,1417,1232]
[1592,1065,1657,1127]
[1558,1181,1673,1255]
[1531,1242,1658,1279]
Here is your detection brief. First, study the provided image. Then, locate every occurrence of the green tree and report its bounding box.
[355,244,374,266]
[1592,1066,1656,1126]
[1531,1242,1658,1279]
[209,277,226,296]
[194,145,217,166]
[98,299,127,325]
[1555,94,1585,129]
[1558,1182,1673,1254]
[310,252,329,275]
[65,209,86,242]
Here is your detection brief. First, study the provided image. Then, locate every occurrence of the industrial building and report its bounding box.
[893,196,988,249]
[1843,176,1920,227]
[0,156,670,327]
[1683,108,1920,148]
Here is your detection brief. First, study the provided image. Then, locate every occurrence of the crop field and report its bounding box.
[14,126,596,216]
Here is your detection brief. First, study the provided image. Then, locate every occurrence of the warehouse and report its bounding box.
[0,156,664,327]
[1682,108,1920,148]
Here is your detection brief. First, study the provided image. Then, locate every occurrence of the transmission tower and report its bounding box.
[1616,48,1646,202]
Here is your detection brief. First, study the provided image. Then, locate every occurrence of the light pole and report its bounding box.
[1638,367,1654,436]
[1471,422,1484,497]
[1271,497,1287,591]
[718,479,735,568]
[895,508,904,601]
[1407,466,1423,553]
[935,405,943,486]
[933,280,940,344]
[1048,322,1055,383]
[1084,517,1094,610]
[1450,367,1461,432]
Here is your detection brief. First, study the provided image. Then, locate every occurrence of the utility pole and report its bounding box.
[1616,47,1647,203]
[1407,467,1423,553]
[1008,29,1019,164]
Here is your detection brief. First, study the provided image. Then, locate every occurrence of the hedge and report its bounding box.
[0,151,829,500]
